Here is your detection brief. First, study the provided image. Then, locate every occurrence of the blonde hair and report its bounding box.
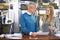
[46,5,54,24]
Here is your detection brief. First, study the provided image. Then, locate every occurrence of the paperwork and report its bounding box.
[37,31,49,35]
[55,34,60,37]
[55,31,60,37]
[0,33,22,39]
[0,34,5,38]
[5,33,22,39]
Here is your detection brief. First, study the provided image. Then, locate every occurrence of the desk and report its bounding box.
[22,35,60,40]
[0,35,60,40]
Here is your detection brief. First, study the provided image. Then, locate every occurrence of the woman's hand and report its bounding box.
[48,26,55,31]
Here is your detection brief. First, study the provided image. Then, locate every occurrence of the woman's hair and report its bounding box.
[46,5,54,23]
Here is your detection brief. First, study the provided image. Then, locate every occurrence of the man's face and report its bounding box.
[31,5,36,14]
[29,4,36,14]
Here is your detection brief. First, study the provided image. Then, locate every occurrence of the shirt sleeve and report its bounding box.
[29,32,33,35]
[20,15,31,35]
[53,17,59,33]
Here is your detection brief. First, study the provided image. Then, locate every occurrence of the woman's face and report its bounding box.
[46,8,50,15]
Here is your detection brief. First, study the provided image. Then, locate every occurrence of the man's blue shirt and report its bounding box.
[20,12,39,35]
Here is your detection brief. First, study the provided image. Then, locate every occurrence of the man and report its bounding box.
[20,2,39,36]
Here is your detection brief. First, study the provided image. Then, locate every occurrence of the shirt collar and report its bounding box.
[27,11,32,15]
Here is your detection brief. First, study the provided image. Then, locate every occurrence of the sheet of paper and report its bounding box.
[37,31,49,35]
[55,34,60,37]
[6,36,22,39]
[0,34,5,38]
[5,33,22,39]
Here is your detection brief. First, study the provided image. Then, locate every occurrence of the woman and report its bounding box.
[41,5,54,34]
[50,12,60,34]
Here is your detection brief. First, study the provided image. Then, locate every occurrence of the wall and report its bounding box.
[8,0,19,33]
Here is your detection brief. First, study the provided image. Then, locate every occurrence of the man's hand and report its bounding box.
[31,32,38,37]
